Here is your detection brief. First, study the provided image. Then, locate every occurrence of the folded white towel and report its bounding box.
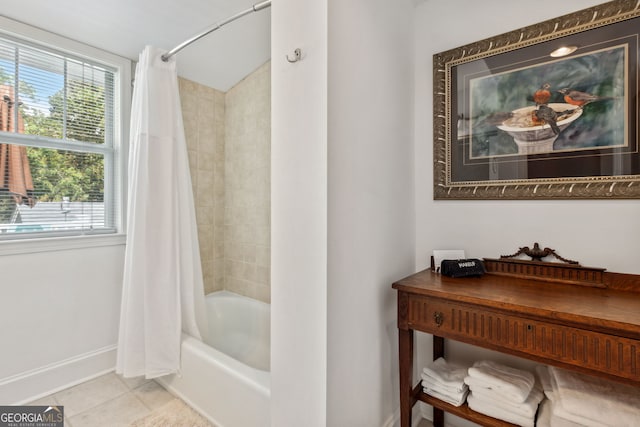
[549,366,640,427]
[423,386,469,407]
[467,360,535,403]
[536,398,584,427]
[537,366,610,427]
[464,375,532,404]
[535,365,554,401]
[421,375,468,396]
[538,365,612,426]
[467,393,535,427]
[422,383,467,403]
[549,397,597,427]
[536,398,552,427]
[469,383,543,418]
[422,357,468,392]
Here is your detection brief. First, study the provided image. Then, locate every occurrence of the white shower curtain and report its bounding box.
[116,46,208,379]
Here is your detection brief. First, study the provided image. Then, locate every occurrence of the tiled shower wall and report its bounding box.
[178,60,271,303]
[224,61,271,303]
[179,78,226,296]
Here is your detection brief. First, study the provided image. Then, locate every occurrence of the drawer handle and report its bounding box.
[433,312,443,327]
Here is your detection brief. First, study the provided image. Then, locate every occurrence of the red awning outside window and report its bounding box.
[0,84,35,208]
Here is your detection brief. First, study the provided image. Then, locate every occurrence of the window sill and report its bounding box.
[0,233,126,256]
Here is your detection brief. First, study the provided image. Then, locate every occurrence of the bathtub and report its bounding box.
[158,291,270,427]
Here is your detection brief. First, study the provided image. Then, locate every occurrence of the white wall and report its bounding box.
[327,0,415,426]
[0,17,130,405]
[0,242,125,403]
[414,1,637,425]
[272,0,415,425]
[415,0,635,272]
[271,0,328,426]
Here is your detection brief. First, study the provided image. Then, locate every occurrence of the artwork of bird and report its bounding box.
[557,88,612,107]
[533,83,552,105]
[534,104,560,135]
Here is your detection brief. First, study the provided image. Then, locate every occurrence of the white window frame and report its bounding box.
[0,16,130,254]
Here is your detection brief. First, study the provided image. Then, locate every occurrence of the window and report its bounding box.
[0,18,130,242]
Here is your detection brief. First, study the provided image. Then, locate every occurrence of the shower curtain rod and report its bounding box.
[161,0,271,62]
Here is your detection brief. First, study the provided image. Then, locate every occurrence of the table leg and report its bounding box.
[433,335,444,359]
[433,335,445,427]
[399,328,414,427]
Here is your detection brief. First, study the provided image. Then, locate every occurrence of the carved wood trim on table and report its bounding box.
[409,296,640,382]
[483,258,606,287]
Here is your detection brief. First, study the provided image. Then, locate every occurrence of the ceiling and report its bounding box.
[0,0,271,92]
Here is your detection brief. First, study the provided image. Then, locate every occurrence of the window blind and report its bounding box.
[0,35,118,238]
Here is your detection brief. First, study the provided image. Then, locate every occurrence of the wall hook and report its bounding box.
[286,48,302,63]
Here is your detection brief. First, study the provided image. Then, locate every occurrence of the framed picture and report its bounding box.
[433,0,640,199]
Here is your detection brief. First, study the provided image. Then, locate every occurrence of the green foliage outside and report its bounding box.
[1,68,106,224]
[23,79,106,202]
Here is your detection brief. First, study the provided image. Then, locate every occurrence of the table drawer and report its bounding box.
[408,296,640,382]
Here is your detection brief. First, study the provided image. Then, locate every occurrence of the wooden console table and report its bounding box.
[392,258,640,427]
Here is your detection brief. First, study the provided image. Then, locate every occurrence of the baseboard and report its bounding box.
[382,403,424,427]
[0,345,117,405]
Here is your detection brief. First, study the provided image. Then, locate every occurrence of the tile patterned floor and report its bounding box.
[28,372,432,427]
[28,372,180,427]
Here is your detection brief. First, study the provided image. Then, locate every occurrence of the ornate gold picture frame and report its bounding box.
[434,0,640,199]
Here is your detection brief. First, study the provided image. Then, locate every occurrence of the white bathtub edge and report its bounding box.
[157,330,271,427]
[183,334,271,396]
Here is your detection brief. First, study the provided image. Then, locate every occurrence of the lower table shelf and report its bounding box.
[414,384,521,427]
